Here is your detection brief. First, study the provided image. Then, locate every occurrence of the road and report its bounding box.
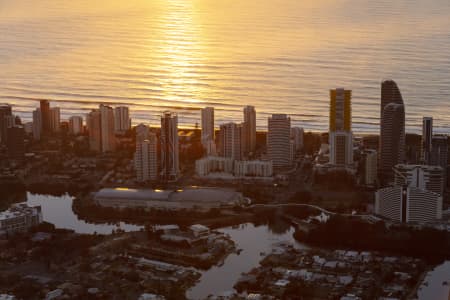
[248,203,382,223]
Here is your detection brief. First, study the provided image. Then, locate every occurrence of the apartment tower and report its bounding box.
[160,111,180,182]
[201,107,215,155]
[329,88,353,166]
[422,117,433,164]
[243,106,256,157]
[379,80,406,185]
[267,114,291,168]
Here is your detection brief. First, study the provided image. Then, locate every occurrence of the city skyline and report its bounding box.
[2,1,450,135]
[1,1,450,299]
[2,80,445,136]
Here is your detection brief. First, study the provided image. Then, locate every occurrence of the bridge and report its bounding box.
[248,203,381,223]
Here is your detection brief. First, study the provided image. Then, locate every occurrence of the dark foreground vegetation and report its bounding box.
[295,215,450,263]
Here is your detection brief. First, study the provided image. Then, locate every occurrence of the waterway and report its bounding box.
[418,261,450,300]
[24,192,449,299]
[26,192,142,234]
[187,222,307,299]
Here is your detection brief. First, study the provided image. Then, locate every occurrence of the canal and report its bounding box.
[26,192,142,234]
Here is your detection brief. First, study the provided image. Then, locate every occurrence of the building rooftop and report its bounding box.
[0,203,42,221]
[94,187,242,205]
[95,188,171,201]
[189,224,209,232]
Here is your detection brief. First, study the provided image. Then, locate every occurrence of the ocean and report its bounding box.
[1,0,450,133]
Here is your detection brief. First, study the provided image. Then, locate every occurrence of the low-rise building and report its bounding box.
[94,187,245,211]
[0,203,43,236]
[195,156,234,177]
[195,156,273,179]
[234,160,273,178]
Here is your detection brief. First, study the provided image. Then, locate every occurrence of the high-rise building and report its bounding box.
[135,132,158,182]
[381,80,404,115]
[86,109,102,152]
[160,112,179,182]
[136,124,150,143]
[218,122,242,161]
[0,104,12,144]
[100,104,116,152]
[69,116,83,135]
[201,107,215,155]
[329,88,352,132]
[329,88,353,166]
[24,122,33,135]
[114,106,131,133]
[291,127,304,154]
[40,100,51,135]
[32,108,42,141]
[14,115,22,126]
[394,164,444,196]
[329,131,353,166]
[430,135,448,172]
[267,114,291,168]
[422,117,433,164]
[4,114,16,130]
[376,161,444,223]
[49,107,61,132]
[243,106,256,157]
[379,80,406,185]
[6,126,25,163]
[364,149,378,186]
[375,186,442,223]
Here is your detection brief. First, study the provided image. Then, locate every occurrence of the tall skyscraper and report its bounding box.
[329,88,353,166]
[329,131,353,166]
[40,100,51,135]
[86,109,102,152]
[160,112,179,182]
[430,135,448,172]
[379,80,405,185]
[6,126,25,163]
[135,132,158,182]
[380,80,404,115]
[243,106,256,157]
[69,116,83,135]
[136,124,150,143]
[329,88,352,132]
[267,114,291,168]
[218,122,242,161]
[32,108,42,141]
[23,122,33,135]
[364,150,378,186]
[0,104,12,144]
[201,107,215,155]
[290,127,304,154]
[100,104,116,152]
[422,117,433,164]
[50,107,61,132]
[114,106,131,133]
